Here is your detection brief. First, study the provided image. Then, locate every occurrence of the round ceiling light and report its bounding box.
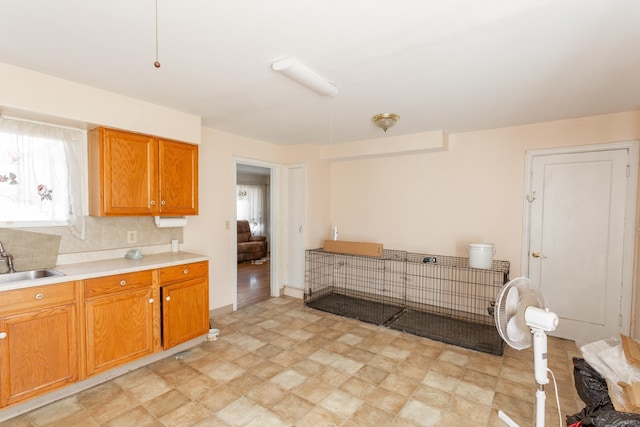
[371,113,400,132]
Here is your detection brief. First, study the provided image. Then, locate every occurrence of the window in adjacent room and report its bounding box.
[236,184,265,235]
[0,116,85,237]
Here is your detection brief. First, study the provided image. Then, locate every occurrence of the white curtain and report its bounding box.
[0,117,85,238]
[237,184,265,235]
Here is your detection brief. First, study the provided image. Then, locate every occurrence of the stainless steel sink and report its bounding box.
[0,269,65,284]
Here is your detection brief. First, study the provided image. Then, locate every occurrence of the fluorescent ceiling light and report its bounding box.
[272,57,338,97]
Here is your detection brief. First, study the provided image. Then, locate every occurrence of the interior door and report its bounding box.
[286,166,305,290]
[527,147,632,343]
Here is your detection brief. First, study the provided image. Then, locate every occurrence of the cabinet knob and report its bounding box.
[183,269,189,275]
[150,200,156,206]
[165,296,171,302]
[148,298,154,304]
[161,200,166,205]
[120,280,126,286]
[35,293,44,300]
[0,332,7,339]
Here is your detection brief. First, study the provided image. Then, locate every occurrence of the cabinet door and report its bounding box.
[85,287,154,376]
[158,140,198,215]
[162,277,208,349]
[91,128,158,215]
[0,304,78,407]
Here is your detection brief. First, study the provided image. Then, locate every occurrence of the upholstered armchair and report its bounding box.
[237,220,268,262]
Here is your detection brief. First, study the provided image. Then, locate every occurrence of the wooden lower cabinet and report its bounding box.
[160,261,209,349]
[0,282,79,407]
[0,260,208,409]
[84,272,155,376]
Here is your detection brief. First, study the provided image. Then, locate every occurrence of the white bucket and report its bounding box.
[467,243,495,269]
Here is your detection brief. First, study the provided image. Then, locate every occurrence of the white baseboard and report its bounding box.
[282,286,304,299]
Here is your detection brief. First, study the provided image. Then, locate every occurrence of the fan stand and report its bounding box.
[498,328,550,427]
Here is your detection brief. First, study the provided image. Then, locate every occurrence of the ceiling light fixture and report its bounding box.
[371,113,400,132]
[272,57,338,97]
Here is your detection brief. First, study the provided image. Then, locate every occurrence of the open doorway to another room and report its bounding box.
[236,163,273,309]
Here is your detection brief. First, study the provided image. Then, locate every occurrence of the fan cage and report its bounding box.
[304,248,510,355]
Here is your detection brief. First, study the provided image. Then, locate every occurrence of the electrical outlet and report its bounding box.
[127,230,137,244]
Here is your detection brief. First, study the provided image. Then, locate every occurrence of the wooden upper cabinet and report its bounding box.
[158,139,198,215]
[88,127,198,216]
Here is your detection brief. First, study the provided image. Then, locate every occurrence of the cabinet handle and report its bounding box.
[161,200,166,205]
[150,200,156,206]
[183,269,189,275]
[148,298,154,303]
[165,296,171,302]
[120,280,126,286]
[35,293,44,300]
[0,332,6,339]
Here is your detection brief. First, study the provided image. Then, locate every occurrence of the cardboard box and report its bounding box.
[621,334,640,368]
[620,335,640,413]
[323,240,383,257]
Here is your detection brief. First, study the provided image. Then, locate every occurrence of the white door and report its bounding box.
[286,166,305,289]
[526,146,635,343]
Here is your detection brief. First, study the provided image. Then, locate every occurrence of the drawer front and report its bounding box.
[159,261,208,284]
[0,281,76,313]
[85,270,152,298]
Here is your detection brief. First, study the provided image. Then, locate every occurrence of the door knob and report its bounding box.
[532,251,547,258]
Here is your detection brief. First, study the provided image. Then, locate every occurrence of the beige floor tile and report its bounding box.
[455,380,495,406]
[248,359,285,379]
[422,370,459,393]
[246,381,287,407]
[269,368,307,390]
[245,410,289,427]
[3,296,583,427]
[143,389,191,419]
[296,405,344,427]
[102,406,160,427]
[320,390,363,419]
[380,373,420,396]
[339,376,377,400]
[198,385,242,412]
[449,395,492,424]
[348,402,395,426]
[269,394,314,424]
[354,364,389,385]
[292,377,335,404]
[366,387,408,415]
[216,396,264,426]
[398,399,443,427]
[412,384,452,410]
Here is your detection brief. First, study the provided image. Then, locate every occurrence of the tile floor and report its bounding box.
[2,297,583,426]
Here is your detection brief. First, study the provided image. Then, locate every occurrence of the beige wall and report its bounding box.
[2,61,639,333]
[0,62,201,143]
[329,111,640,276]
[182,127,284,310]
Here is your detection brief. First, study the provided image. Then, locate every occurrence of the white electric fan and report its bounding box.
[494,277,560,427]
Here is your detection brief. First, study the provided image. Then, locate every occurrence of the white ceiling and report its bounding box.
[1,0,639,145]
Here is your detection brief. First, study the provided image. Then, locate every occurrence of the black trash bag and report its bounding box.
[567,358,640,427]
[588,411,640,426]
[572,357,614,409]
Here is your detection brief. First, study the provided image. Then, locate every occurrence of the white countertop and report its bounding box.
[0,252,209,291]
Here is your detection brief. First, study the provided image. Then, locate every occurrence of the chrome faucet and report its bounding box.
[0,241,15,273]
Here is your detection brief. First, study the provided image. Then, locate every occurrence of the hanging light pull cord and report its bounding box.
[153,0,161,68]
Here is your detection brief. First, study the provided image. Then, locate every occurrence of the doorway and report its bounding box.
[522,142,638,344]
[235,160,280,310]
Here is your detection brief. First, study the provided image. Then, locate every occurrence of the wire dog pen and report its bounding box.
[304,248,510,355]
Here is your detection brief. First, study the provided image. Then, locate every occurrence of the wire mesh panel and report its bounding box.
[388,252,509,355]
[305,248,510,355]
[305,249,406,324]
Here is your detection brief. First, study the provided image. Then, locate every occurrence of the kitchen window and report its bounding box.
[0,116,85,236]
